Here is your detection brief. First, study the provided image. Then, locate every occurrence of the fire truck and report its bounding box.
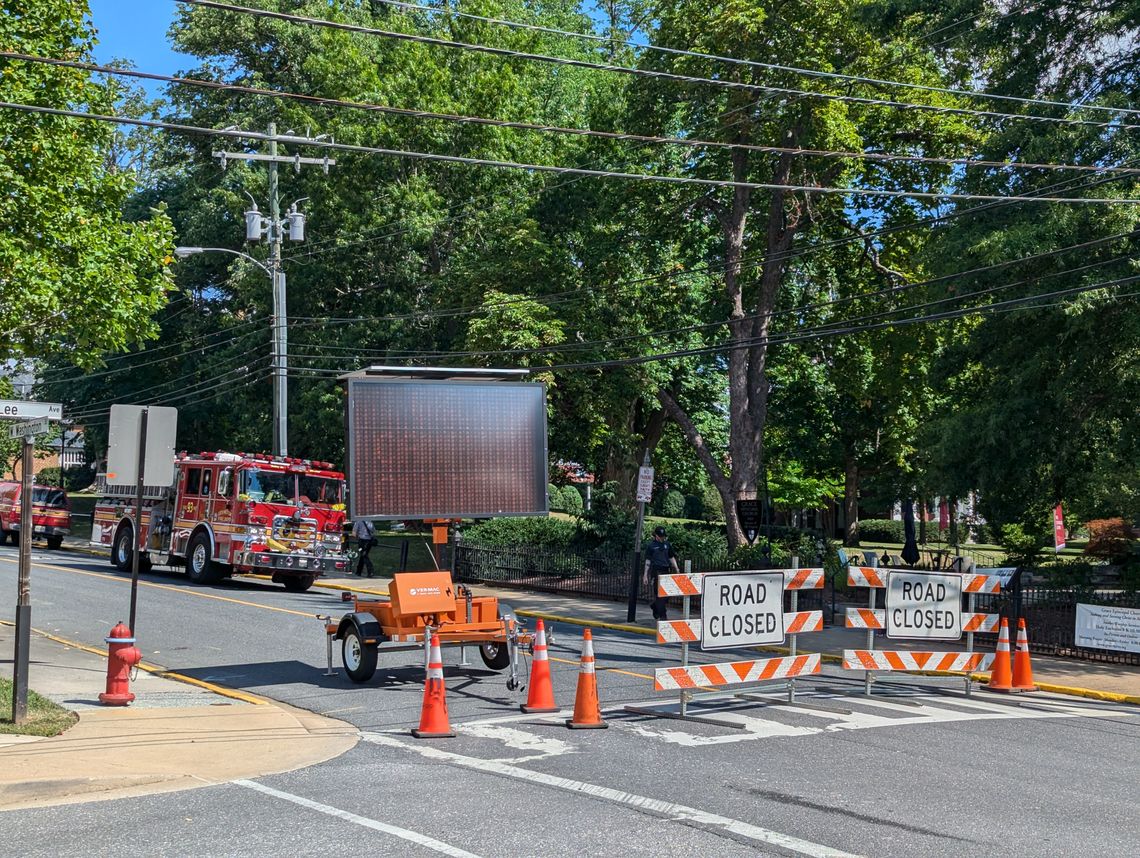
[92,451,350,591]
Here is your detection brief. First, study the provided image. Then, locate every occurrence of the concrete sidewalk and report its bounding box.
[0,624,357,811]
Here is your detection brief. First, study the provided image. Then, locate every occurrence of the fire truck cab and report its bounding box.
[92,451,349,591]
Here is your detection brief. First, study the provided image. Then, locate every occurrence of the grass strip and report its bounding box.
[0,678,78,737]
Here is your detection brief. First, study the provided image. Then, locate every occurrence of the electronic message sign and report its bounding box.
[346,377,548,520]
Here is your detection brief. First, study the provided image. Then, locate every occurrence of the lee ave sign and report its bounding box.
[886,571,962,640]
[701,571,785,650]
[0,399,62,421]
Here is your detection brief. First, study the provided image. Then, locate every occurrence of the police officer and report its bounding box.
[643,526,680,620]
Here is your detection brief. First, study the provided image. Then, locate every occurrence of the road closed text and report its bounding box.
[701,571,785,650]
[886,571,962,640]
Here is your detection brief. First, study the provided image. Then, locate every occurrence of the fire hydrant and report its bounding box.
[98,622,142,706]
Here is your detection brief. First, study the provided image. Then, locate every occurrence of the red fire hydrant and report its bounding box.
[98,622,142,706]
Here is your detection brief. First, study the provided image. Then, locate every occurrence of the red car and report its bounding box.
[0,481,72,549]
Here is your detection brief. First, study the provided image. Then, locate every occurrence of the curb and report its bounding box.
[0,620,268,706]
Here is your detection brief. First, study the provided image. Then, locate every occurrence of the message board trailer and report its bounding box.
[843,565,1004,697]
[626,564,824,728]
[343,368,548,521]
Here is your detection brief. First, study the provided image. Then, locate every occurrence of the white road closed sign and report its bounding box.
[886,571,962,640]
[701,571,785,650]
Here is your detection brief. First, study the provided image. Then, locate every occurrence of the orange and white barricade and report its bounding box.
[843,564,1004,696]
[626,560,824,728]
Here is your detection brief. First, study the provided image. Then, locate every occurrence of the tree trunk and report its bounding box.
[844,455,859,546]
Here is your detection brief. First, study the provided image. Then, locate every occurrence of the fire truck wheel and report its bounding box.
[282,576,315,593]
[479,642,511,671]
[342,626,378,683]
[187,531,222,584]
[112,525,134,570]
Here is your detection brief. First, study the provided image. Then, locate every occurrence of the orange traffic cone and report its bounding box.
[985,618,1014,693]
[1011,618,1038,692]
[566,629,607,730]
[412,634,455,738]
[522,619,559,714]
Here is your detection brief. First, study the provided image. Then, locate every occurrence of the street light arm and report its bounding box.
[174,246,272,276]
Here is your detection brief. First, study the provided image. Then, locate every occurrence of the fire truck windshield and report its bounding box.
[297,474,342,505]
[240,468,342,506]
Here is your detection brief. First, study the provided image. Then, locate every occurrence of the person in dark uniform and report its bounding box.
[643,526,680,620]
[353,518,376,577]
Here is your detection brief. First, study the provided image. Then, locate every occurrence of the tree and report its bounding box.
[0,0,174,367]
[628,0,977,548]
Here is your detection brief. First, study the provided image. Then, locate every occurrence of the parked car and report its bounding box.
[0,481,72,549]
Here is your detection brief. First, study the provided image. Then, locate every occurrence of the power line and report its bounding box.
[10,100,1140,204]
[285,246,1140,365]
[179,0,1140,133]
[361,0,1138,121]
[9,51,1136,179]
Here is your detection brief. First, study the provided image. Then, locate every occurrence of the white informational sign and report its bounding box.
[983,567,1017,587]
[106,404,179,487]
[1075,603,1140,655]
[7,418,51,439]
[700,571,785,651]
[886,570,962,640]
[635,465,655,503]
[0,399,62,421]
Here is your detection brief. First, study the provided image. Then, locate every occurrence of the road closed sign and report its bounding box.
[886,571,962,640]
[701,571,785,650]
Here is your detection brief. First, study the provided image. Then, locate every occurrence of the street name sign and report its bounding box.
[0,399,62,421]
[635,465,655,503]
[886,570,962,640]
[7,419,51,439]
[701,571,785,650]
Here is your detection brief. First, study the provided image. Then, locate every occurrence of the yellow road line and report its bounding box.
[548,654,653,681]
[0,556,314,619]
[0,618,268,705]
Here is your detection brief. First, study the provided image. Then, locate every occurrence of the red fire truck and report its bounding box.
[92,451,349,591]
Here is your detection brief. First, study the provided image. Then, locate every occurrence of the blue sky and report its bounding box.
[88,0,190,80]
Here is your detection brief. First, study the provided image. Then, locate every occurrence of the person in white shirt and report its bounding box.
[352,518,376,577]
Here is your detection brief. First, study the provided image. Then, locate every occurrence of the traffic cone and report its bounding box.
[522,619,559,713]
[1011,618,1039,692]
[566,629,607,729]
[411,634,455,738]
[985,618,1014,693]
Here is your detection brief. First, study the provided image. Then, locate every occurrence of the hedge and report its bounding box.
[856,519,905,542]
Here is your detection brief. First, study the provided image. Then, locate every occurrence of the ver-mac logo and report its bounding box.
[409,586,442,596]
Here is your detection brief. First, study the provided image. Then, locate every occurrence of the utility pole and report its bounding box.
[213,125,335,456]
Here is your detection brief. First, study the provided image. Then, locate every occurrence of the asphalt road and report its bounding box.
[2,544,1138,857]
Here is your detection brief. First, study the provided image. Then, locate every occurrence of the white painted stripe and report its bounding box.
[234,779,482,858]
[361,733,864,858]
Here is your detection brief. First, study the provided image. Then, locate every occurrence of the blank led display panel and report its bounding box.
[347,379,548,519]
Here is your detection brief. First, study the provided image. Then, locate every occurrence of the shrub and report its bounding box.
[562,485,583,516]
[1085,518,1136,563]
[683,494,704,520]
[1000,523,1045,568]
[35,467,62,487]
[547,483,564,512]
[655,522,728,561]
[660,489,685,518]
[582,480,635,543]
[463,516,580,548]
[701,484,723,522]
[856,519,905,542]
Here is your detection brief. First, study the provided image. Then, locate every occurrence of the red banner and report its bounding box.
[1053,504,1066,552]
[939,500,950,531]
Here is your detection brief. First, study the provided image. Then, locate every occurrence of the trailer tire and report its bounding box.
[186,531,222,584]
[342,626,378,683]
[479,641,511,671]
[282,575,315,593]
[46,535,63,550]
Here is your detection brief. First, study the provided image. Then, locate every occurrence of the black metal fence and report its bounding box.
[974,585,1140,666]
